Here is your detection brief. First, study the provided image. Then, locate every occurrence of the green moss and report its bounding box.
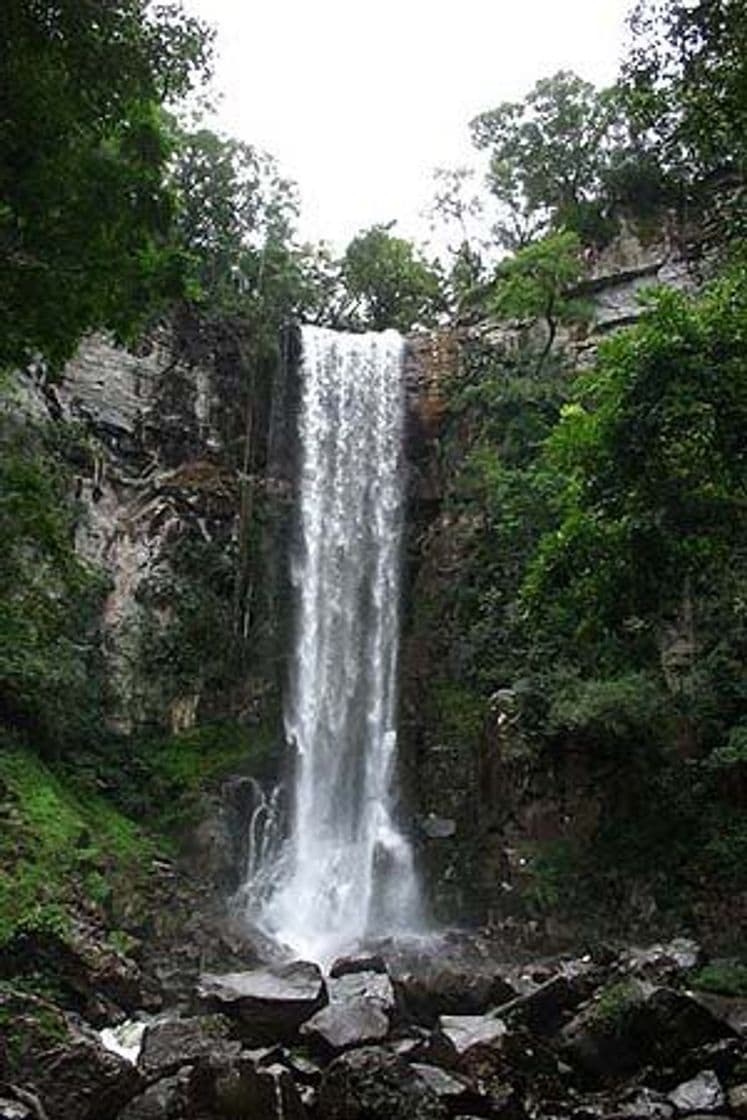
[690,962,747,997]
[0,740,154,948]
[429,681,485,748]
[591,980,643,1033]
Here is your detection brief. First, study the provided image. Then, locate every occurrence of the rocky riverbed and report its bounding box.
[2,921,747,1120]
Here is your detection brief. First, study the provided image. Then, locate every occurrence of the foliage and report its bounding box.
[171,125,304,330]
[523,268,747,683]
[470,72,626,249]
[0,740,153,947]
[0,1,213,370]
[489,230,590,374]
[690,962,747,997]
[0,409,108,756]
[623,0,747,181]
[341,224,445,331]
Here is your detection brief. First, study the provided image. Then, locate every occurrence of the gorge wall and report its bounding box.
[11,214,711,937]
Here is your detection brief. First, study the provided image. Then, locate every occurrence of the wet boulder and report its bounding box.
[195,960,326,1043]
[439,1014,508,1064]
[561,982,731,1082]
[116,1068,193,1120]
[668,1071,725,1113]
[300,997,390,1057]
[330,954,388,978]
[393,963,516,1026]
[319,1046,447,1120]
[300,967,397,1057]
[410,1062,490,1114]
[29,1035,143,1119]
[0,1100,32,1120]
[138,1014,240,1080]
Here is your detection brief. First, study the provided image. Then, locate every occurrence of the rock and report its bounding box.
[319,1046,447,1120]
[0,1100,32,1120]
[668,1071,725,1113]
[689,992,747,1037]
[728,1083,747,1117]
[138,1014,240,1079]
[609,1087,674,1119]
[618,940,702,984]
[411,1063,486,1113]
[116,1069,192,1120]
[31,1036,143,1120]
[328,969,397,1014]
[497,967,598,1036]
[210,1057,307,1120]
[0,927,145,1024]
[329,954,388,978]
[394,964,516,1025]
[300,998,390,1056]
[195,960,326,1043]
[561,983,731,1082]
[420,814,457,839]
[439,1014,508,1062]
[284,1049,323,1085]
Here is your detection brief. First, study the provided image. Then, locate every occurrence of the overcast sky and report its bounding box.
[181,0,633,253]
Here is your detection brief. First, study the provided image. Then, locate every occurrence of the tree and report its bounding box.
[489,230,590,374]
[623,0,747,180]
[172,127,300,318]
[341,224,445,332]
[523,265,747,687]
[0,1,213,371]
[470,72,625,249]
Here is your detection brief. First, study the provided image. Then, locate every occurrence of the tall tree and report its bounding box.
[0,1,213,371]
[470,71,625,249]
[623,0,747,180]
[341,224,444,332]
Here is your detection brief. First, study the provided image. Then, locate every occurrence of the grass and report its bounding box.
[0,739,154,948]
[690,962,747,997]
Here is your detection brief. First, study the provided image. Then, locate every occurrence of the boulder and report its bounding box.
[138,1014,240,1080]
[439,1014,508,1063]
[689,992,747,1037]
[319,1046,447,1120]
[210,1057,307,1120]
[300,998,390,1056]
[728,1083,747,1117]
[116,1069,192,1120]
[668,1071,725,1113]
[29,1036,143,1120]
[329,954,388,978]
[561,982,731,1082]
[608,1087,674,1119]
[0,1100,32,1120]
[410,1063,488,1114]
[394,964,515,1026]
[195,960,325,1043]
[327,969,396,1013]
[617,940,703,984]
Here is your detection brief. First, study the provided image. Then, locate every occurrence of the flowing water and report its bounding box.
[248,325,421,963]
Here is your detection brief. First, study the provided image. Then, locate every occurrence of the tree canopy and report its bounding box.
[0,1,213,370]
[341,224,445,332]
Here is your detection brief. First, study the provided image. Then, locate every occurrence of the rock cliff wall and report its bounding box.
[399,219,699,931]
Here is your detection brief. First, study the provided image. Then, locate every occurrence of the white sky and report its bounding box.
[181,0,632,254]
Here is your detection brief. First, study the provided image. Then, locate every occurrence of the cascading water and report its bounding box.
[247,325,421,963]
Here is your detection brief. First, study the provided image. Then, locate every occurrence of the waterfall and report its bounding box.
[249,325,421,963]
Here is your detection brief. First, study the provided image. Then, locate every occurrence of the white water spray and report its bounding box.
[248,325,421,963]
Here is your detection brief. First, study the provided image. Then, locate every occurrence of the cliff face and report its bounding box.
[398,220,699,932]
[17,321,294,743]
[9,218,702,928]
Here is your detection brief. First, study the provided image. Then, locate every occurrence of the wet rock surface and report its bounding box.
[4,933,747,1120]
[195,960,326,1042]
